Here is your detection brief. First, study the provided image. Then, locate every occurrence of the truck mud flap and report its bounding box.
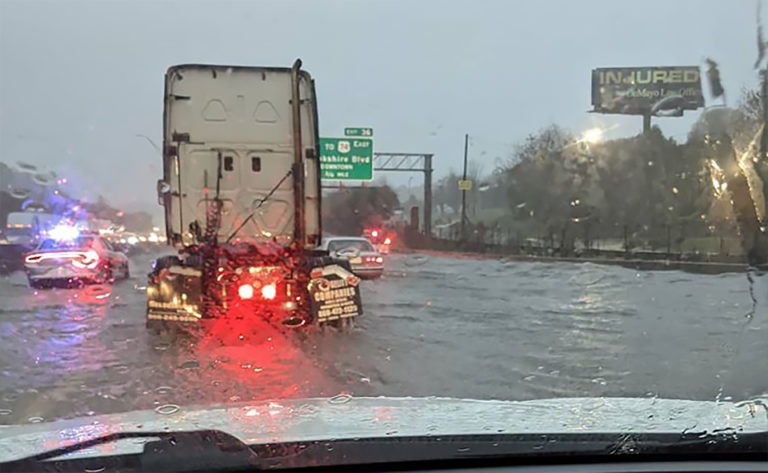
[146,265,204,325]
[308,263,363,325]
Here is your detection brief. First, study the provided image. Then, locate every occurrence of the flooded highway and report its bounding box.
[0,251,766,426]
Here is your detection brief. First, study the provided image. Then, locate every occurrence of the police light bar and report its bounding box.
[48,224,80,241]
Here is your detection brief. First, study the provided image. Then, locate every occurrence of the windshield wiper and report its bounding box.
[0,429,260,473]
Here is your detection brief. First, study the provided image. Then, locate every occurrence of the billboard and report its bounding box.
[591,66,704,116]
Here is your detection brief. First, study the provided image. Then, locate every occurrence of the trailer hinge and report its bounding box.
[172,132,190,143]
[305,148,316,159]
[165,145,177,158]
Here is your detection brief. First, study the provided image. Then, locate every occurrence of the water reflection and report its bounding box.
[0,254,765,425]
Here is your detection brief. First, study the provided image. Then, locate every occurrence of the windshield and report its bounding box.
[328,239,375,253]
[1,0,767,468]
[5,227,33,237]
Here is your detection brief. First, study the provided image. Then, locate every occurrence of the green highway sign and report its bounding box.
[344,127,373,137]
[319,137,374,181]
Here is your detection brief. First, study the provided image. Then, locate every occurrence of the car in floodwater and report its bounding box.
[23,228,130,288]
[363,227,394,254]
[320,236,384,279]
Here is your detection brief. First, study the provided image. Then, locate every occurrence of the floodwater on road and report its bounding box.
[0,250,766,425]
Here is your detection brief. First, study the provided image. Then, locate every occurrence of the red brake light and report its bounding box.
[26,250,99,268]
[261,283,277,300]
[25,253,42,264]
[72,249,99,269]
[383,237,391,245]
[376,256,383,263]
[238,282,277,300]
[238,284,254,300]
[371,230,379,237]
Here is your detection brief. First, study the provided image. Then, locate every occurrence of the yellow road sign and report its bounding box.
[458,179,473,191]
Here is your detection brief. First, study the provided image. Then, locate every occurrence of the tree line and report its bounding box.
[429,89,767,255]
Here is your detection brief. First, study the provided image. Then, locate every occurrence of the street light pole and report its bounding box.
[460,134,469,241]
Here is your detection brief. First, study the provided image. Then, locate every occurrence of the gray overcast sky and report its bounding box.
[0,0,763,216]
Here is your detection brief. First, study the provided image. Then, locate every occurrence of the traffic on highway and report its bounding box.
[1,1,767,472]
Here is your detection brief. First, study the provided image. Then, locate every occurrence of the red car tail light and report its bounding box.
[25,253,43,264]
[26,250,99,268]
[72,249,99,269]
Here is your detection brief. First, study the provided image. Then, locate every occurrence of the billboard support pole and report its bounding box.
[642,113,651,134]
[423,154,433,242]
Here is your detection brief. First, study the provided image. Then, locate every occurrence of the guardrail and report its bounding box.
[402,223,749,267]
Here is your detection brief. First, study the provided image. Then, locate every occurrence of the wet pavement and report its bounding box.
[0,250,766,425]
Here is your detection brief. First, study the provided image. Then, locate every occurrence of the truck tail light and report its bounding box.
[261,283,277,300]
[238,282,277,300]
[238,283,254,300]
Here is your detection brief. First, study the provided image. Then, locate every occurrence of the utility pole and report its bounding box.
[423,154,433,242]
[460,134,469,241]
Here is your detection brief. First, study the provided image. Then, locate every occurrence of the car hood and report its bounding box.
[0,396,766,461]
